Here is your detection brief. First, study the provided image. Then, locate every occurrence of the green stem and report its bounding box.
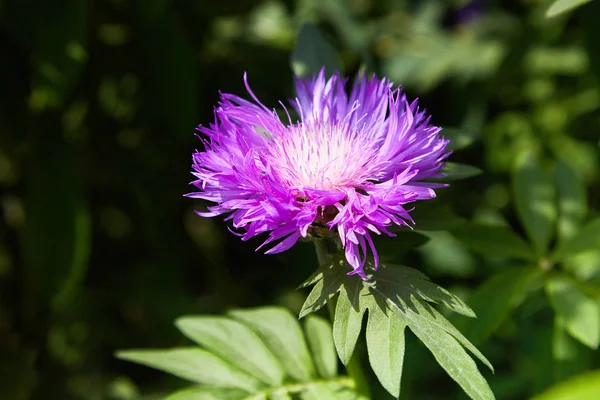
[313,240,370,398]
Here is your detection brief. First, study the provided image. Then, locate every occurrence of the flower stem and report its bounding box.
[313,240,370,398]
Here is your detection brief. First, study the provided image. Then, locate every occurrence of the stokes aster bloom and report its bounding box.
[188,70,449,278]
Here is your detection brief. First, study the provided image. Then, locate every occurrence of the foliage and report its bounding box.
[117,309,363,399]
[1,0,600,399]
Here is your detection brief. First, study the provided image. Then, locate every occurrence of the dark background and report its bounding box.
[1,0,599,399]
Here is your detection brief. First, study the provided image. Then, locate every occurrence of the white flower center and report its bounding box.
[266,123,378,190]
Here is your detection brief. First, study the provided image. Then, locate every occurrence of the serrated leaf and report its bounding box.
[439,162,483,181]
[532,370,600,400]
[115,348,261,391]
[333,278,369,365]
[546,0,592,18]
[451,223,536,260]
[553,218,600,261]
[546,275,600,349]
[513,153,557,255]
[291,23,342,78]
[406,307,495,400]
[376,265,476,318]
[229,307,316,382]
[370,280,493,372]
[458,267,542,345]
[163,386,249,400]
[365,303,406,398]
[304,315,338,379]
[300,263,347,318]
[175,317,284,386]
[554,160,587,244]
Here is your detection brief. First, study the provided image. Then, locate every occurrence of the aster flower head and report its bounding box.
[188,69,450,279]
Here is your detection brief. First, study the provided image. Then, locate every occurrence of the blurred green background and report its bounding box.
[1,0,599,399]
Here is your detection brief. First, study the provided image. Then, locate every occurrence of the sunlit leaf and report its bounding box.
[532,370,600,400]
[553,218,600,261]
[175,316,284,386]
[375,265,476,318]
[546,275,600,349]
[333,277,368,365]
[163,386,249,400]
[229,307,316,382]
[304,315,338,379]
[115,348,261,391]
[546,0,592,18]
[303,262,493,399]
[365,303,406,398]
[291,22,342,78]
[451,223,536,261]
[513,153,557,255]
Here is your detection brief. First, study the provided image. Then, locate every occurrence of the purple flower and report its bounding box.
[188,70,449,279]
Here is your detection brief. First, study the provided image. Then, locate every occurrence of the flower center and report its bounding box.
[266,123,378,190]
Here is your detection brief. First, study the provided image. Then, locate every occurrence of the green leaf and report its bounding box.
[451,223,536,260]
[439,162,483,181]
[532,370,600,400]
[300,262,493,399]
[553,218,600,261]
[513,153,557,255]
[229,307,316,382]
[458,267,542,345]
[291,22,342,78]
[546,0,592,18]
[115,348,261,391]
[175,316,284,386]
[300,384,340,400]
[304,315,338,379]
[554,160,587,245]
[377,265,476,318]
[405,304,495,400]
[300,263,348,318]
[333,278,368,365]
[372,269,492,371]
[300,382,366,400]
[163,386,249,400]
[365,303,406,398]
[546,275,600,349]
